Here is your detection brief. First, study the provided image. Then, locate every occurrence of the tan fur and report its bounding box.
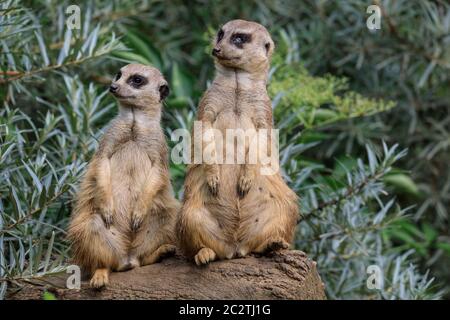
[177,20,299,265]
[67,64,179,288]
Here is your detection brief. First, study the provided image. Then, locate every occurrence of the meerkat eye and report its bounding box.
[265,42,270,53]
[127,74,148,88]
[231,33,251,48]
[132,75,143,84]
[115,71,122,81]
[234,35,243,45]
[217,29,224,42]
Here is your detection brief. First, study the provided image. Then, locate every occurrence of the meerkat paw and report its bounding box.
[266,239,289,252]
[130,211,146,232]
[206,174,220,196]
[194,247,217,266]
[90,268,109,289]
[100,209,114,229]
[159,244,177,256]
[140,244,176,266]
[155,244,177,262]
[237,175,253,198]
[117,257,139,272]
[255,237,290,254]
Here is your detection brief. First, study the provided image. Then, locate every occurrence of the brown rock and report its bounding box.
[8,250,326,300]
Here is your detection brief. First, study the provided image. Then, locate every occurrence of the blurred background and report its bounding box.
[0,0,449,299]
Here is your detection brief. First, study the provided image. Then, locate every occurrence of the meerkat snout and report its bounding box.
[109,83,119,93]
[110,63,170,106]
[212,19,275,72]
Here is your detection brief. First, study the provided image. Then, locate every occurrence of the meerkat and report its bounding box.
[177,20,299,265]
[68,64,179,288]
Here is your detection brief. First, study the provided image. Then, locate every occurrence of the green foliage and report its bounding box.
[0,0,446,300]
[293,142,440,299]
[270,53,395,131]
[270,61,395,128]
[276,0,450,290]
[42,291,57,300]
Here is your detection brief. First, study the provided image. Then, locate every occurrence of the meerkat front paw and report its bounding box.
[194,247,217,266]
[140,244,177,266]
[99,206,114,229]
[263,238,290,254]
[206,174,220,196]
[266,239,289,252]
[90,268,109,289]
[130,210,146,232]
[158,244,177,259]
[255,237,290,255]
[237,175,253,198]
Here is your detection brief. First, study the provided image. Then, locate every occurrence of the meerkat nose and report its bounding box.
[109,84,119,93]
[212,48,221,56]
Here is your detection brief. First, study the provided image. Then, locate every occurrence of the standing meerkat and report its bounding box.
[68,64,179,288]
[177,20,299,265]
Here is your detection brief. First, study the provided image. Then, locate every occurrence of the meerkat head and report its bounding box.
[109,64,170,107]
[211,19,274,73]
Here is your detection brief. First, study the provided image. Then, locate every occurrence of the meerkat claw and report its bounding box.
[130,214,144,232]
[159,244,177,258]
[194,248,216,266]
[101,212,113,229]
[207,175,219,196]
[237,176,252,198]
[90,268,109,289]
[265,239,290,253]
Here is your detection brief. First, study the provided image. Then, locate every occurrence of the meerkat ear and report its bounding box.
[159,84,170,101]
[264,42,271,55]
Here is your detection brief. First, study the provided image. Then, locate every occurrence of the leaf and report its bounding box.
[57,28,72,65]
[418,60,437,88]
[8,187,22,218]
[436,242,450,255]
[313,109,338,123]
[366,145,377,175]
[384,173,420,196]
[34,31,50,66]
[123,31,163,69]
[111,51,152,65]
[171,63,193,99]
[22,160,43,194]
[42,291,57,300]
[0,142,15,164]
[88,25,100,56]
[422,224,438,243]
[43,231,55,273]
[38,185,47,209]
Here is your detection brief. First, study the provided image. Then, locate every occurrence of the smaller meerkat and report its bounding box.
[68,64,179,288]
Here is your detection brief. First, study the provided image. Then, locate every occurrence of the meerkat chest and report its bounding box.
[212,89,261,131]
[118,112,159,149]
[109,116,158,176]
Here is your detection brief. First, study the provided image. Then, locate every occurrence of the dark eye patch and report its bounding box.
[265,42,270,53]
[115,71,122,81]
[217,29,224,43]
[127,74,148,88]
[230,33,252,48]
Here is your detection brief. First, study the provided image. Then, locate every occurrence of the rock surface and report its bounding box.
[9,250,326,300]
